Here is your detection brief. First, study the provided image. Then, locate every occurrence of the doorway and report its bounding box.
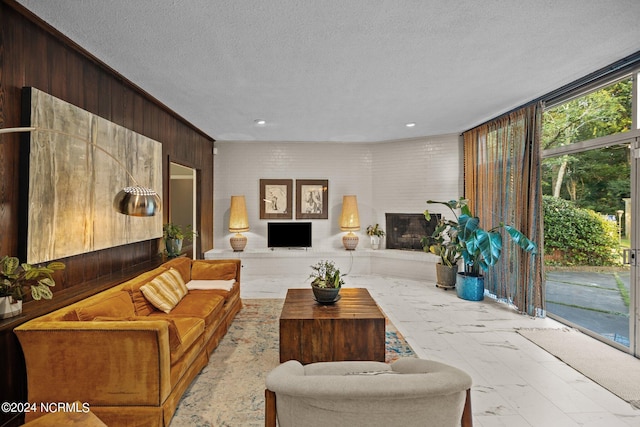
[541,74,640,354]
[170,162,197,259]
[543,143,632,348]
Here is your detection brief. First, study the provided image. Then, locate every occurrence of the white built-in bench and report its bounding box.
[204,248,438,282]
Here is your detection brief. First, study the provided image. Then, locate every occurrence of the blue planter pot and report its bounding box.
[456,273,484,301]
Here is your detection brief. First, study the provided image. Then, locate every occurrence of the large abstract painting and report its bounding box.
[24,87,163,264]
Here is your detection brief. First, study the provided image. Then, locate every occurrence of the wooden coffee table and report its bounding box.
[279,288,386,364]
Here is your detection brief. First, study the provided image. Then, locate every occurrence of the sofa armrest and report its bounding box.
[14,320,173,406]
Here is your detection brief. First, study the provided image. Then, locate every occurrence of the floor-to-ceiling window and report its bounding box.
[542,72,640,354]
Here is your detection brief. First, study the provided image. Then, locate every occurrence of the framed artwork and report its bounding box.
[260,179,293,219]
[296,179,328,219]
[23,87,162,264]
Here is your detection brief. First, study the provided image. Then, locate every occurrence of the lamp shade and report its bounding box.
[340,195,360,231]
[229,195,249,232]
[113,186,162,217]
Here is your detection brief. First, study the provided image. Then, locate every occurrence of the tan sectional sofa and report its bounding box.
[14,257,242,427]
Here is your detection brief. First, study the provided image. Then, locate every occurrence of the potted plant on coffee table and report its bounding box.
[424,198,537,301]
[309,260,344,304]
[0,256,66,319]
[366,224,385,249]
[163,223,198,258]
[421,213,461,290]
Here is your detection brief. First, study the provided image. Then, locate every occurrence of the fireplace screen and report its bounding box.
[385,213,440,251]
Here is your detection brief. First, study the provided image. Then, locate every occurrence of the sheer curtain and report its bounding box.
[463,103,545,316]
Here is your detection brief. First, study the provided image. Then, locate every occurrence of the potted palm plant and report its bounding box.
[421,213,462,289]
[163,223,198,258]
[0,256,66,319]
[366,224,385,249]
[424,198,537,301]
[308,260,344,304]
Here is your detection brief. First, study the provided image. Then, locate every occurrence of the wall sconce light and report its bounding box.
[229,195,249,251]
[340,195,360,250]
[0,126,161,216]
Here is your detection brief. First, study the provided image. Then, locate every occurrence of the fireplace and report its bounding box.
[385,213,440,251]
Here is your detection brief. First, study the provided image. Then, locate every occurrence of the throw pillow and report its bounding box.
[75,292,135,321]
[121,266,169,316]
[140,268,188,313]
[160,257,191,283]
[191,261,237,280]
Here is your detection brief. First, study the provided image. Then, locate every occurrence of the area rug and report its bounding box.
[518,327,640,408]
[170,299,415,427]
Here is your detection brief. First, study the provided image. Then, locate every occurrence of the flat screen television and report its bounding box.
[268,222,312,248]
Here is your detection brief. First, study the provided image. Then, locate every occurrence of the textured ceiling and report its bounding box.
[16,0,640,142]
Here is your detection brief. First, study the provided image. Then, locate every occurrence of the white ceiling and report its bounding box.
[16,0,640,143]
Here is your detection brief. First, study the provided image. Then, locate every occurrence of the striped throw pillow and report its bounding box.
[140,268,188,313]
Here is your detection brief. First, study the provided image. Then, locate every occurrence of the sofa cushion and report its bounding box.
[75,292,135,321]
[140,269,188,314]
[136,313,206,363]
[161,257,192,283]
[191,261,237,280]
[121,266,168,316]
[149,292,225,329]
[187,280,239,300]
[61,309,80,321]
[170,317,205,362]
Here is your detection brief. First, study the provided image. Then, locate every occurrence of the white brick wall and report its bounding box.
[371,134,464,245]
[213,134,462,251]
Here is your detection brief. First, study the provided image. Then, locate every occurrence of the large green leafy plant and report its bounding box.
[424,198,537,277]
[421,212,462,268]
[163,223,197,242]
[0,256,66,301]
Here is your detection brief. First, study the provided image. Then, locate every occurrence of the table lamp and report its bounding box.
[340,195,360,250]
[229,195,249,251]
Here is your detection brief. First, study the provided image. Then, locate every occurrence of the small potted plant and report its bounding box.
[309,260,344,304]
[0,256,66,319]
[366,224,385,249]
[163,223,198,257]
[424,198,537,301]
[421,213,462,289]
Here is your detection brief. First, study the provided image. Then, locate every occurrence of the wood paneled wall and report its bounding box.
[0,2,215,425]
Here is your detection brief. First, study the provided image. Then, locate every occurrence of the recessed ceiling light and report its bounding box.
[405,122,416,128]
[254,119,266,126]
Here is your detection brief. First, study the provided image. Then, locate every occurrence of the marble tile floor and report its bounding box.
[241,273,640,426]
